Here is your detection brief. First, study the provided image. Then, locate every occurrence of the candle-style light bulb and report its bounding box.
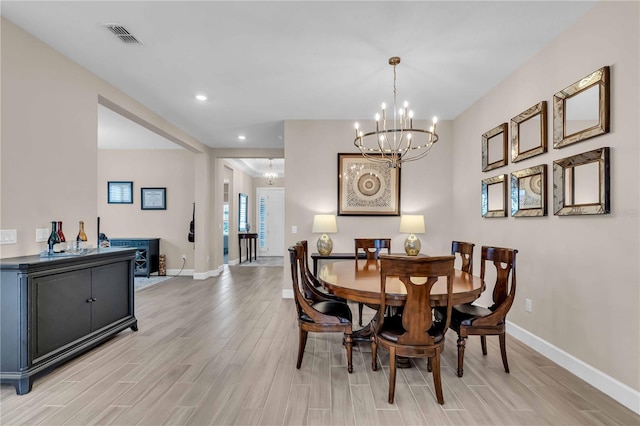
[355,122,360,138]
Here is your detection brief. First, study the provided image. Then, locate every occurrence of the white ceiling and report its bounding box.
[3,1,597,155]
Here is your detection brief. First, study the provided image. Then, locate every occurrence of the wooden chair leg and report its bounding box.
[358,302,364,326]
[371,337,378,371]
[345,333,353,374]
[499,332,510,373]
[431,353,444,405]
[427,357,432,372]
[481,335,487,355]
[456,335,466,377]
[388,347,397,404]
[296,328,308,369]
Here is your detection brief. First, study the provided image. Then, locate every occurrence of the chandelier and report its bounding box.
[264,159,278,185]
[354,57,438,168]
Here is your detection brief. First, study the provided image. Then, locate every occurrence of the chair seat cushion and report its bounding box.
[450,303,501,326]
[300,301,352,324]
[378,315,444,344]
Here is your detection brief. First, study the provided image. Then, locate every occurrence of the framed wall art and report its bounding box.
[337,153,400,216]
[481,174,507,218]
[553,66,610,149]
[511,101,547,163]
[482,123,508,172]
[553,147,610,215]
[107,181,133,204]
[510,164,547,217]
[141,187,167,210]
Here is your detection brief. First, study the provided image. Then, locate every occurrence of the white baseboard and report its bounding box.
[282,289,293,299]
[507,321,640,415]
[192,265,224,280]
[165,268,194,277]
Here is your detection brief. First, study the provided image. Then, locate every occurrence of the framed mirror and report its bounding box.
[553,147,610,215]
[511,101,547,162]
[511,164,547,217]
[553,66,610,148]
[482,123,508,172]
[239,193,249,232]
[481,174,507,217]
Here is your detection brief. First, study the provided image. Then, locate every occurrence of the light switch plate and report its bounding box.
[36,228,49,242]
[0,229,18,244]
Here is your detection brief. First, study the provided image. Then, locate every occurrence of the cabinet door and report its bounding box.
[34,270,92,360]
[91,261,130,331]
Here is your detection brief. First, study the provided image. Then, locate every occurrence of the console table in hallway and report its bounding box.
[238,233,258,263]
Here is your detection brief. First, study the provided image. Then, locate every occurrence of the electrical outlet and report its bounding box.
[181,254,187,261]
[525,298,532,313]
[291,226,297,234]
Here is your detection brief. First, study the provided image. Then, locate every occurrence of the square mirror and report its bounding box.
[511,164,547,217]
[511,101,547,162]
[553,66,610,148]
[553,147,610,215]
[481,174,507,217]
[482,123,507,172]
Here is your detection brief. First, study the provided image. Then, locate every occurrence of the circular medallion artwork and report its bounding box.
[528,174,542,195]
[357,172,382,196]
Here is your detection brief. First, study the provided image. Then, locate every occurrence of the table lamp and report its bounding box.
[399,215,425,256]
[312,214,337,255]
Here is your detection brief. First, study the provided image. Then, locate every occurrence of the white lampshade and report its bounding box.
[399,215,425,234]
[312,214,337,233]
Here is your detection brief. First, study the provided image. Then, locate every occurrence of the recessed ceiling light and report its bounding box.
[238,135,246,141]
[195,94,207,101]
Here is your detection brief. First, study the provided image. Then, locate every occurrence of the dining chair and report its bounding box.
[371,254,455,404]
[354,238,391,326]
[449,246,518,377]
[289,245,354,373]
[296,240,345,303]
[452,241,475,275]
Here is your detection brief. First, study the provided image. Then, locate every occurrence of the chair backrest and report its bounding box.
[451,241,475,275]
[297,240,321,286]
[288,245,341,324]
[378,255,455,346]
[355,238,391,260]
[477,246,518,325]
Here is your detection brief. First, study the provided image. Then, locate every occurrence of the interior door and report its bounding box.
[257,187,285,256]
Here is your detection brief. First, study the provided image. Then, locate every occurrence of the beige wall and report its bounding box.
[0,18,208,260]
[97,149,195,271]
[284,118,454,262]
[452,1,639,391]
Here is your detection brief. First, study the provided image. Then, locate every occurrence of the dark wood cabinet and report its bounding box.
[109,238,160,277]
[0,248,138,395]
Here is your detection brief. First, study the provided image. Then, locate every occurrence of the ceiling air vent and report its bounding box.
[102,24,142,44]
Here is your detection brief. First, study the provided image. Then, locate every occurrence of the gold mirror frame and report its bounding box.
[553,66,610,148]
[511,164,547,217]
[482,123,507,172]
[481,174,507,218]
[553,147,610,216]
[511,101,547,162]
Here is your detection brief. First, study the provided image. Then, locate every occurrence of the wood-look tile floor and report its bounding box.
[1,265,638,425]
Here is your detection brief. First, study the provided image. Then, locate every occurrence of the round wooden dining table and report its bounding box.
[318,259,485,308]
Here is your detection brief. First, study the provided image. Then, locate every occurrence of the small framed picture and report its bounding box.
[510,164,547,217]
[107,181,133,204]
[141,187,166,210]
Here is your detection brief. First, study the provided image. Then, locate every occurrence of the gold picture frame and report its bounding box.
[482,123,508,172]
[511,101,547,163]
[337,153,400,216]
[481,174,507,218]
[510,164,547,217]
[553,147,610,215]
[553,66,610,149]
